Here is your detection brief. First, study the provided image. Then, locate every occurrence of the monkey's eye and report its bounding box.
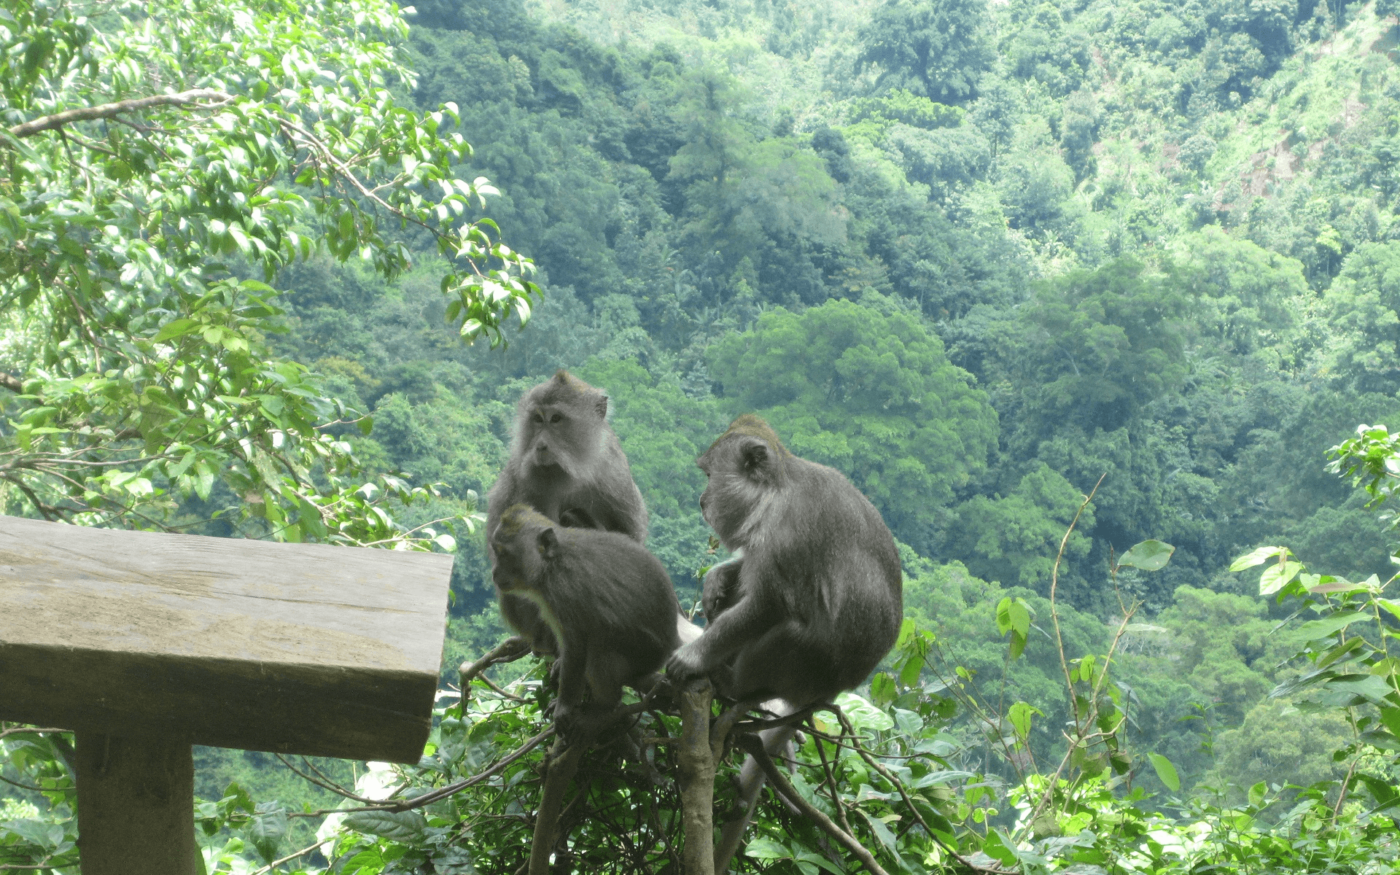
[531,412,543,423]
[550,413,563,424]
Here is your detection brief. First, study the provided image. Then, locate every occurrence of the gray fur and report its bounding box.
[486,370,649,651]
[492,505,679,740]
[668,414,903,705]
[666,414,903,871]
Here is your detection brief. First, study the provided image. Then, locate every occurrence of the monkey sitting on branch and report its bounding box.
[490,503,681,739]
[485,370,702,653]
[666,414,903,871]
[492,503,683,875]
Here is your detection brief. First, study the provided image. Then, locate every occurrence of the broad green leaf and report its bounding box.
[835,691,894,732]
[1148,753,1180,792]
[246,804,287,863]
[1230,545,1288,572]
[1324,674,1396,705]
[342,809,427,842]
[1008,701,1038,741]
[1117,539,1175,571]
[1259,560,1303,595]
[1295,611,1370,640]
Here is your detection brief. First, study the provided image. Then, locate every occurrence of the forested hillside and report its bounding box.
[6,0,1400,870]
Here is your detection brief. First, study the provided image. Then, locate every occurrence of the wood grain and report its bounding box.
[0,515,454,762]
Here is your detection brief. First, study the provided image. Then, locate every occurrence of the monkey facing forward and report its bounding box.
[666,414,903,870]
[486,371,650,651]
[491,504,681,739]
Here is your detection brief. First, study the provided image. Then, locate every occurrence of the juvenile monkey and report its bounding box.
[487,371,649,651]
[667,414,903,869]
[491,504,681,738]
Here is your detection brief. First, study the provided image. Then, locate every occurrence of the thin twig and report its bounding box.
[275,753,378,803]
[812,718,854,836]
[0,726,69,741]
[249,838,327,875]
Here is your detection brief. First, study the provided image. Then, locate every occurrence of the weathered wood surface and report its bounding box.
[76,731,196,875]
[0,515,454,762]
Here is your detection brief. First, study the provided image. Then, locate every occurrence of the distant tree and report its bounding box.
[856,0,996,104]
[945,463,1095,591]
[1005,259,1191,434]
[1320,241,1400,393]
[706,294,997,547]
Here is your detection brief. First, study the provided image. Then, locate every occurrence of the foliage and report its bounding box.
[0,0,534,542]
[11,0,1400,869]
[706,294,997,547]
[856,0,997,103]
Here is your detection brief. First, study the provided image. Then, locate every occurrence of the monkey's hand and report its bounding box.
[701,553,743,620]
[665,641,707,682]
[553,702,579,741]
[700,551,744,621]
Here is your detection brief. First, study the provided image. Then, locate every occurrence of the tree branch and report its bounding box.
[0,372,21,393]
[737,734,891,875]
[6,89,234,140]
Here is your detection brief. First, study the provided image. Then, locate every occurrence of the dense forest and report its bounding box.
[5,0,1400,870]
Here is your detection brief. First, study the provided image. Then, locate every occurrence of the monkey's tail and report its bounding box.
[714,700,799,873]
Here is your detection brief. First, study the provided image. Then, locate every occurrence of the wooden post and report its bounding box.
[678,680,716,875]
[75,732,195,875]
[0,515,456,874]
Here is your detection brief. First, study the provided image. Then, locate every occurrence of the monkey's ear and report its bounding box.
[595,394,609,419]
[740,439,770,477]
[537,527,560,560]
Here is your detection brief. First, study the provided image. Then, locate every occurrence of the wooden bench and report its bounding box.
[0,515,455,873]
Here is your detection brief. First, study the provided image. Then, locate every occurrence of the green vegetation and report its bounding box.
[6,0,1400,870]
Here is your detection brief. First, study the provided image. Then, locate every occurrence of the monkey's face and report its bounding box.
[490,527,545,593]
[697,435,776,548]
[522,401,603,474]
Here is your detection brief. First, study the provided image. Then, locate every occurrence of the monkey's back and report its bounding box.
[546,529,681,680]
[753,456,903,701]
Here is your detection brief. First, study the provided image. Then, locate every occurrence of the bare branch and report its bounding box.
[6,89,235,140]
[737,734,891,875]
[0,373,22,393]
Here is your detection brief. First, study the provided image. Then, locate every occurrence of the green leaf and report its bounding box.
[153,318,202,342]
[1007,701,1038,741]
[1323,674,1395,705]
[1148,753,1180,792]
[1295,611,1370,640]
[343,809,427,842]
[1380,706,1400,739]
[857,810,900,856]
[246,804,287,863]
[835,691,894,732]
[1259,560,1303,596]
[1117,539,1174,571]
[1248,781,1267,807]
[1231,545,1288,572]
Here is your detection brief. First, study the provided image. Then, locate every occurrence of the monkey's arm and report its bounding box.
[701,554,743,621]
[552,640,589,740]
[666,586,771,681]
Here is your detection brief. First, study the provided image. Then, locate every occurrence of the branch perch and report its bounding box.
[6,89,235,140]
[678,679,717,875]
[528,737,587,875]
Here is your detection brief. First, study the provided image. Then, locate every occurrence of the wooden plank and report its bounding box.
[0,515,455,762]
